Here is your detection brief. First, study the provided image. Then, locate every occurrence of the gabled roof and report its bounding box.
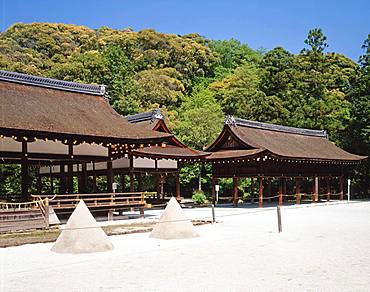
[0,70,172,143]
[125,109,186,147]
[206,116,366,162]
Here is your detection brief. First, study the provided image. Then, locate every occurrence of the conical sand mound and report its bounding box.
[150,197,199,240]
[51,200,114,253]
[48,206,60,225]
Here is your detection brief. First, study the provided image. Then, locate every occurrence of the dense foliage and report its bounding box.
[0,23,369,196]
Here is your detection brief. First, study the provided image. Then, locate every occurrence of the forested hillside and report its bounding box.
[0,23,369,194]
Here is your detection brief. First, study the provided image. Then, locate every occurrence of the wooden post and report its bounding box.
[92,162,97,193]
[296,178,301,204]
[81,162,87,193]
[283,178,287,203]
[160,175,165,199]
[277,206,282,233]
[49,164,54,194]
[107,161,113,193]
[60,163,66,194]
[107,209,113,221]
[211,175,216,204]
[326,177,331,201]
[259,176,263,208]
[278,178,283,206]
[175,172,181,201]
[139,206,145,218]
[314,176,319,202]
[339,176,344,200]
[233,176,238,207]
[129,153,134,192]
[44,198,49,230]
[156,173,161,199]
[67,143,74,194]
[21,141,29,201]
[251,177,255,202]
[267,177,272,203]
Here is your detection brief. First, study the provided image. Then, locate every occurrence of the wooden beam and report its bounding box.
[259,176,263,208]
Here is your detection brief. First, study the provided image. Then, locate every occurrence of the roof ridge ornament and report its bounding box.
[152,109,164,121]
[0,70,106,96]
[225,115,237,127]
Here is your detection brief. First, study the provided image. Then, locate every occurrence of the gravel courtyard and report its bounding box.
[1,201,370,292]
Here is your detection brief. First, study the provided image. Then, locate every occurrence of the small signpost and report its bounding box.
[215,184,220,205]
[347,179,351,201]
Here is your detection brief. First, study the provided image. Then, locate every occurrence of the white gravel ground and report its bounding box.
[1,201,370,292]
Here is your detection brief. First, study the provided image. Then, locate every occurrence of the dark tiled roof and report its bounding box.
[207,116,366,162]
[0,70,106,96]
[125,109,164,123]
[0,73,172,142]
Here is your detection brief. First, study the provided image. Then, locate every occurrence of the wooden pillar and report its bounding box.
[137,173,143,192]
[326,177,331,201]
[67,143,74,194]
[251,177,255,201]
[20,141,29,201]
[282,178,287,202]
[81,162,87,193]
[60,163,66,194]
[267,177,272,203]
[129,154,134,192]
[49,164,54,194]
[92,162,97,193]
[339,175,344,200]
[314,176,319,202]
[37,171,42,195]
[278,178,283,206]
[296,178,301,204]
[107,161,113,193]
[258,176,263,208]
[160,175,165,199]
[233,176,238,207]
[175,172,181,201]
[67,163,74,194]
[155,173,161,199]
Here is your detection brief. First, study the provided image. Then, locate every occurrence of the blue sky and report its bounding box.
[1,0,369,61]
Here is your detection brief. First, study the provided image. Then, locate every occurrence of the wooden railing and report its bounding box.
[31,192,147,210]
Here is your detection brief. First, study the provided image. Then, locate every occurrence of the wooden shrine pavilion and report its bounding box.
[38,109,207,199]
[0,70,173,201]
[206,116,367,206]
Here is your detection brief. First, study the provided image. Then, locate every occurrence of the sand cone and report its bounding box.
[51,200,113,253]
[150,197,199,240]
[48,206,60,225]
